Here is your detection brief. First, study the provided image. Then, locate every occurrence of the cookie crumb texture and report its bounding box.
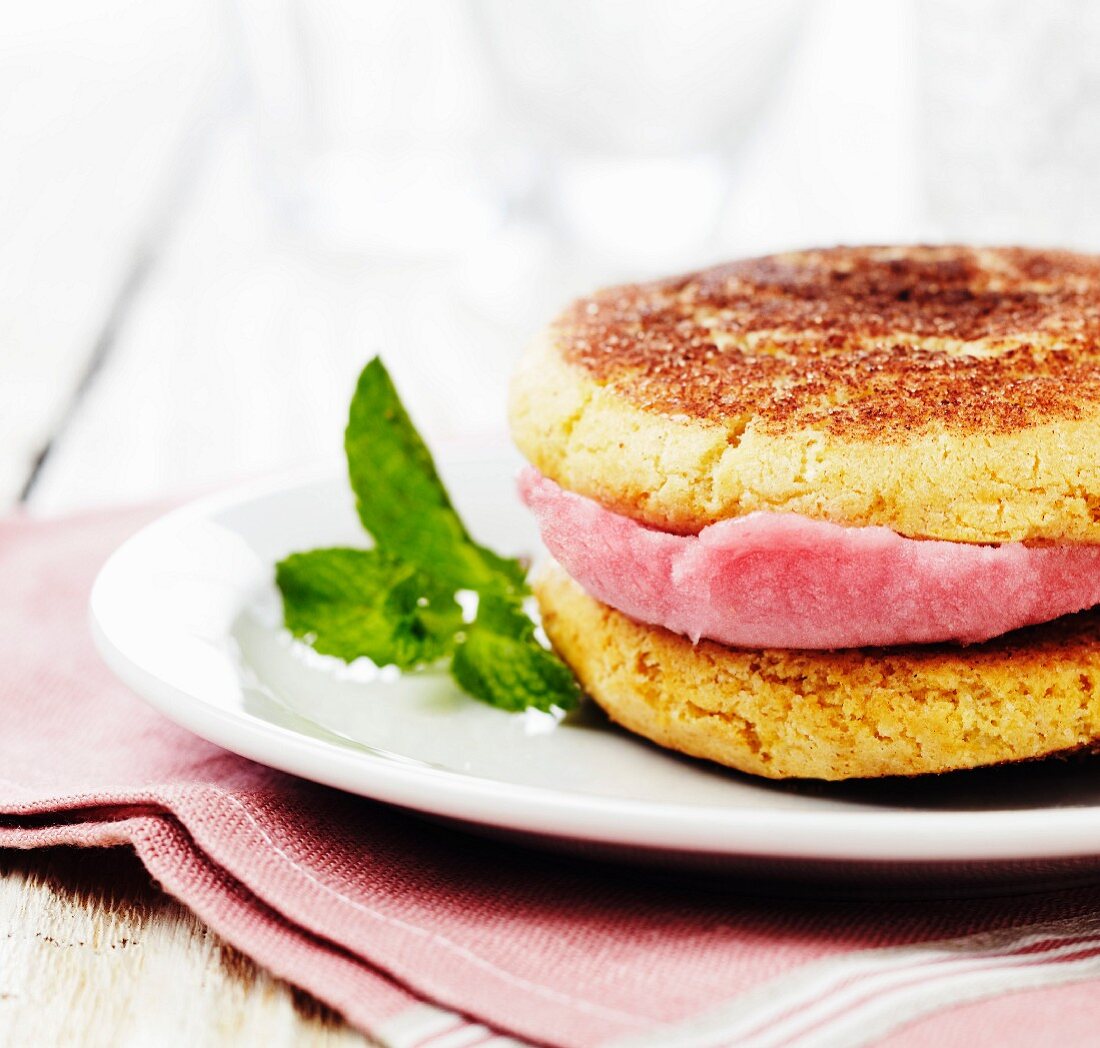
[510,246,1100,542]
[535,563,1100,780]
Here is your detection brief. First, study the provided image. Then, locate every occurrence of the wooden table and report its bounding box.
[0,850,366,1045]
[0,14,369,1038]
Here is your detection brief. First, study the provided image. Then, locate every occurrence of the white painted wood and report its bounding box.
[27,120,532,515]
[0,1,227,506]
[0,5,380,1038]
[0,849,372,1047]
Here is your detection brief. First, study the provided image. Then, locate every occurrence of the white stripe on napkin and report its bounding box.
[611,915,1100,1048]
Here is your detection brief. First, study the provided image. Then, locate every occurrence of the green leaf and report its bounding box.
[344,358,525,593]
[276,356,584,714]
[452,593,581,713]
[275,548,462,669]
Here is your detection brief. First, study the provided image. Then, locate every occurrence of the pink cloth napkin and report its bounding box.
[6,506,1100,1047]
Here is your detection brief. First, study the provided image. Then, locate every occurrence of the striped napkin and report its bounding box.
[3,505,1100,1047]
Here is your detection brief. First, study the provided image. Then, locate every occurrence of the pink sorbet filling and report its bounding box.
[519,467,1100,649]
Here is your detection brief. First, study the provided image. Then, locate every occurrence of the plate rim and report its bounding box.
[90,468,1100,866]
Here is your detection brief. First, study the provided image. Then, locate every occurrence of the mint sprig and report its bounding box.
[275,358,580,713]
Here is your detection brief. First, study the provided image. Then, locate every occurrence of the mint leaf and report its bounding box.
[276,356,583,713]
[452,593,581,713]
[345,358,525,593]
[276,548,462,669]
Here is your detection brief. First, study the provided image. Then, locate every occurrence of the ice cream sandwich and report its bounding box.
[510,246,1100,779]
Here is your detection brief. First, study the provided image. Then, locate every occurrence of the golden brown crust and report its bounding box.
[558,246,1100,438]
[535,562,1100,780]
[509,246,1100,541]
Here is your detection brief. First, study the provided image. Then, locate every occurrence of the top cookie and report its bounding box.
[510,246,1100,543]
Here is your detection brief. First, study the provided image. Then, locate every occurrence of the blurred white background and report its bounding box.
[3,0,1099,514]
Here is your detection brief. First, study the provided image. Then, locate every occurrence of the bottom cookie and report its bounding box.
[534,562,1100,780]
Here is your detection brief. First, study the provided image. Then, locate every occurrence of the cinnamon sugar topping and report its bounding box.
[558,246,1100,436]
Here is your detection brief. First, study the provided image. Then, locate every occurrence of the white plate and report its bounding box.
[91,452,1100,889]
